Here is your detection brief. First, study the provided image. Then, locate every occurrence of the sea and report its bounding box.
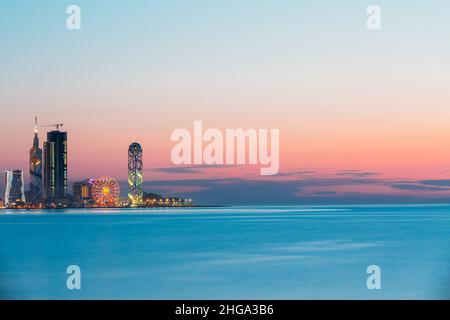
[0,204,449,299]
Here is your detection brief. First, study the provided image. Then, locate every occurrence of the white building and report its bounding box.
[4,170,26,207]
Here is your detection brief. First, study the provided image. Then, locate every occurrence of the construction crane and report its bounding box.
[42,123,64,131]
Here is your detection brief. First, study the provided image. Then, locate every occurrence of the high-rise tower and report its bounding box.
[29,117,43,203]
[3,170,26,207]
[43,130,68,201]
[128,142,143,206]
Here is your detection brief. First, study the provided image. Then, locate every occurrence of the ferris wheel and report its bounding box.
[92,177,120,206]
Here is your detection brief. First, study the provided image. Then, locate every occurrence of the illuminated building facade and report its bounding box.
[73,179,93,202]
[3,170,26,207]
[29,117,43,203]
[43,130,68,201]
[128,142,143,206]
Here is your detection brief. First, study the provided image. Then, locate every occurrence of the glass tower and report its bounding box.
[43,130,68,200]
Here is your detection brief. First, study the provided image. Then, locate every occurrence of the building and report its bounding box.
[128,142,143,206]
[72,179,93,203]
[29,117,43,203]
[3,170,26,207]
[43,130,68,201]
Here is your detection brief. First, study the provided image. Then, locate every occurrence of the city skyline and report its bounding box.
[1,118,193,208]
[3,117,450,206]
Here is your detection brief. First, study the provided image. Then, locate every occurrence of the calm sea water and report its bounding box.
[0,205,449,299]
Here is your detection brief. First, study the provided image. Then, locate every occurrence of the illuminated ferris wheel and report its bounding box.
[92,177,120,206]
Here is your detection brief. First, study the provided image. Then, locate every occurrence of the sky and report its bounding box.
[1,0,450,204]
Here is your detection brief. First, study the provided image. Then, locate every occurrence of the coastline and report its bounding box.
[0,204,228,212]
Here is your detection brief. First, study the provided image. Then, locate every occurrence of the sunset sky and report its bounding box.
[1,1,450,204]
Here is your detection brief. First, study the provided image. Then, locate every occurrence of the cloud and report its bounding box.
[148,166,203,174]
[115,172,450,205]
[390,183,450,192]
[418,180,450,187]
[335,170,381,177]
[274,170,319,177]
[312,191,337,195]
[148,165,237,174]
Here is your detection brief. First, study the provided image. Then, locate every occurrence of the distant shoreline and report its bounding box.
[0,205,228,211]
[4,203,450,211]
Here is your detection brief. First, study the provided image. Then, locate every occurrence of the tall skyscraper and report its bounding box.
[43,130,68,201]
[3,170,26,207]
[29,117,43,203]
[128,142,143,206]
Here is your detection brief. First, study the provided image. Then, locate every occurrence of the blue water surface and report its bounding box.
[0,205,449,299]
